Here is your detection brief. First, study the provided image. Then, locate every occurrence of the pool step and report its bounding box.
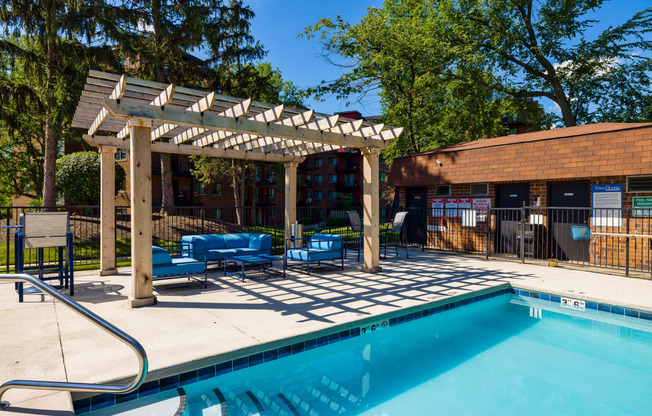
[186,388,228,415]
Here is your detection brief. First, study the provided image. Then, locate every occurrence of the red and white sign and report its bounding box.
[458,198,472,210]
[473,198,491,213]
[446,198,459,217]
[432,198,444,216]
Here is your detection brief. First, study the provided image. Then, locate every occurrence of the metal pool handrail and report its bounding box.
[0,273,148,411]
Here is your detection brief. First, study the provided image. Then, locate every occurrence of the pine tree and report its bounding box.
[0,0,137,205]
[115,0,265,215]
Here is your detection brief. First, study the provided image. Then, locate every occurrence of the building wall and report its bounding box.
[398,175,652,270]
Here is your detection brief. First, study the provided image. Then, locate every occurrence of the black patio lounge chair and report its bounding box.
[344,211,363,261]
[380,211,409,259]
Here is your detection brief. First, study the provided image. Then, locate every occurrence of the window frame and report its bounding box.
[627,175,652,193]
[469,183,489,196]
[435,185,451,197]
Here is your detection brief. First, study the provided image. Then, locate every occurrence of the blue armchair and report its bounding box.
[153,245,208,288]
[284,233,344,274]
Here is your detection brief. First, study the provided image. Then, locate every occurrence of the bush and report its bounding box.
[56,152,126,205]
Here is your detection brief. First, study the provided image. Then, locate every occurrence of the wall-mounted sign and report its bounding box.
[458,198,472,210]
[472,198,491,214]
[446,198,458,217]
[633,196,652,217]
[431,198,444,217]
[592,184,622,227]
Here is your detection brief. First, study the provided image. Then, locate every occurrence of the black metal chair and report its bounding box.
[380,211,409,259]
[344,211,363,261]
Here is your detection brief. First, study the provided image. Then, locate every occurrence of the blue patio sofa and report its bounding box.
[180,233,272,265]
[284,233,344,274]
[153,245,208,287]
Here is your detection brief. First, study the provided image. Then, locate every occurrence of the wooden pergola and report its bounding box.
[72,70,402,307]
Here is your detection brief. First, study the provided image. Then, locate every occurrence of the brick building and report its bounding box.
[388,123,652,268]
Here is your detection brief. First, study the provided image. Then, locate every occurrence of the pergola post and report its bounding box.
[361,148,382,273]
[99,146,118,276]
[128,118,156,308]
[284,162,298,246]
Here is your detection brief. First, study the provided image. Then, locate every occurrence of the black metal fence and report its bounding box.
[403,206,652,276]
[4,204,651,276]
[1,205,363,271]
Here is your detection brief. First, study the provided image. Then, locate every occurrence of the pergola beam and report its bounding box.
[104,99,388,149]
[83,134,304,163]
[117,84,175,139]
[150,91,216,141]
[193,104,285,147]
[233,115,340,152]
[171,98,252,144]
[264,119,364,155]
[87,75,126,136]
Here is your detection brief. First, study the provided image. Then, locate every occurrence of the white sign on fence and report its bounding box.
[592,184,622,227]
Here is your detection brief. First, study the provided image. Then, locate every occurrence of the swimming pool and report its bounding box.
[78,288,652,415]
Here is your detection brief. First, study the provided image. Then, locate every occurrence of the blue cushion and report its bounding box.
[154,259,204,277]
[182,235,227,252]
[286,248,342,262]
[232,247,262,256]
[152,246,172,265]
[308,234,342,251]
[249,234,272,253]
[206,248,237,260]
[223,233,251,248]
[180,233,272,260]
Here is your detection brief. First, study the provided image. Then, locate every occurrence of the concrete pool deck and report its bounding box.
[2,251,652,414]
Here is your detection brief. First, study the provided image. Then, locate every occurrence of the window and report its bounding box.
[315,175,323,183]
[380,172,387,181]
[470,183,489,196]
[115,149,127,161]
[379,155,385,164]
[328,174,337,182]
[627,175,652,192]
[194,208,204,217]
[212,183,222,195]
[314,158,323,167]
[269,187,276,198]
[269,208,276,218]
[116,207,128,216]
[195,182,206,195]
[328,157,337,166]
[328,191,337,199]
[212,208,222,220]
[306,174,311,181]
[435,185,451,196]
[314,191,323,198]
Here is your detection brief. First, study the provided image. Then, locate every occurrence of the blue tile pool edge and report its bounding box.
[72,284,652,414]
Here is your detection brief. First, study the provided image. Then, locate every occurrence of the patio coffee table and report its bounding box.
[223,254,285,281]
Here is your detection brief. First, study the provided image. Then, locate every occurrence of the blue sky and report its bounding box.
[244,0,652,117]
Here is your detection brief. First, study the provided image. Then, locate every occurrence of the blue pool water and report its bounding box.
[85,292,652,415]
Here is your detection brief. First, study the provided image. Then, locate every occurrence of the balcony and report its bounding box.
[336,164,358,172]
[337,181,359,189]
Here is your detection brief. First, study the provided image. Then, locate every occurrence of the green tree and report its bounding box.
[55,151,125,206]
[446,0,652,127]
[0,1,135,206]
[303,0,540,162]
[115,0,266,215]
[304,0,652,162]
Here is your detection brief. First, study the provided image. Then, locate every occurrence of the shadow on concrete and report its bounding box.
[152,251,540,324]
